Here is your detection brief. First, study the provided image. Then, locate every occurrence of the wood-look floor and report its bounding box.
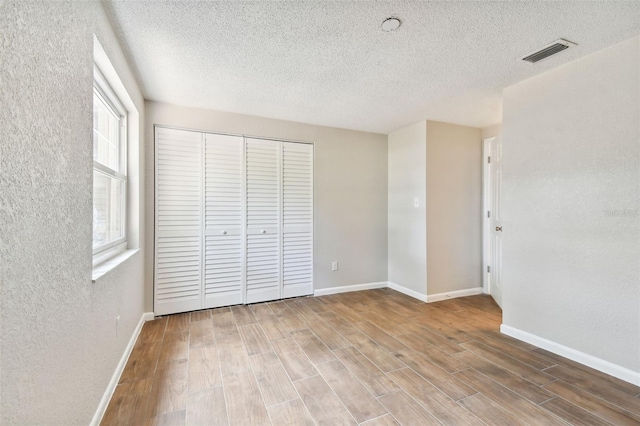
[102,289,640,425]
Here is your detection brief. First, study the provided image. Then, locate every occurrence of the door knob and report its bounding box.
[261,229,267,234]
[221,230,227,235]
[495,226,502,232]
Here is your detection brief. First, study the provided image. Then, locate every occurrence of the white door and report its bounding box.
[282,142,314,298]
[489,135,503,308]
[203,133,245,308]
[245,138,281,303]
[154,127,203,315]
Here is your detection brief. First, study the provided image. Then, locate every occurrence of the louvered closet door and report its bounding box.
[245,138,281,303]
[282,142,314,298]
[203,134,245,308]
[155,127,203,316]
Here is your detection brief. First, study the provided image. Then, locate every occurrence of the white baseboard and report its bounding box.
[501,324,640,386]
[142,312,155,321]
[315,281,483,304]
[90,312,155,426]
[427,287,483,303]
[387,282,428,302]
[314,281,388,296]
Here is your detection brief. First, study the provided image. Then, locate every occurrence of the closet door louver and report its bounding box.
[245,138,281,303]
[204,134,244,308]
[154,127,203,316]
[203,134,245,308]
[281,142,314,298]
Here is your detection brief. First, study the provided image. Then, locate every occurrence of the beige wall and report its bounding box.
[502,37,640,374]
[144,101,388,309]
[387,120,482,298]
[0,1,146,424]
[387,121,428,296]
[426,121,483,295]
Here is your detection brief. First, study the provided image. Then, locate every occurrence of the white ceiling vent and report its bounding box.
[520,39,577,63]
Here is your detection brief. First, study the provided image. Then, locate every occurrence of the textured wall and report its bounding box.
[502,37,640,372]
[144,101,388,308]
[426,121,483,295]
[387,121,428,295]
[0,1,146,424]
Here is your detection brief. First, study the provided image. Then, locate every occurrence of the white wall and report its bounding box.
[502,37,640,374]
[387,121,427,296]
[426,121,483,295]
[144,101,388,306]
[0,1,146,424]
[482,124,501,139]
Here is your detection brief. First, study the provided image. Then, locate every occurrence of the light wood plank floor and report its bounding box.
[102,289,640,425]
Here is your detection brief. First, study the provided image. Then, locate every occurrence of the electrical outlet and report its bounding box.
[331,261,338,271]
[116,315,121,336]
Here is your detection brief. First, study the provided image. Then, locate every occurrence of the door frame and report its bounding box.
[482,137,495,295]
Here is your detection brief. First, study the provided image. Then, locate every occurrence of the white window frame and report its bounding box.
[92,65,128,266]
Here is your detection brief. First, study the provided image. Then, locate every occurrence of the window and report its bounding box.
[93,67,127,264]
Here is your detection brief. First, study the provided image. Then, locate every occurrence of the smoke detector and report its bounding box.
[520,39,577,63]
[382,17,401,32]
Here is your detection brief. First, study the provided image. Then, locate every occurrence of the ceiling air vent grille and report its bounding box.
[521,39,577,63]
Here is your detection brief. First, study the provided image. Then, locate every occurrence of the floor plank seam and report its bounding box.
[271,328,359,425]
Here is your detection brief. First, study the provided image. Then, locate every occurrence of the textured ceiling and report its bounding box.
[104,1,640,134]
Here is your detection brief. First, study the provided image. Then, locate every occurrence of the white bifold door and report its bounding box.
[245,138,281,303]
[155,127,203,315]
[281,142,314,298]
[203,133,245,309]
[154,127,313,316]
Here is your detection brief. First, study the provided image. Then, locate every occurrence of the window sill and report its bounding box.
[92,248,140,283]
